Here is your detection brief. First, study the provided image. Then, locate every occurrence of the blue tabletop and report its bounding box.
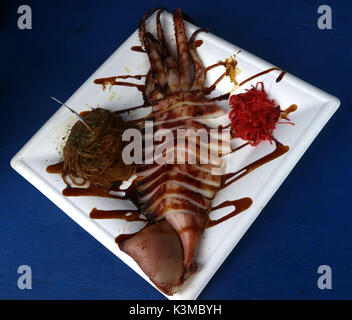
[1,0,351,300]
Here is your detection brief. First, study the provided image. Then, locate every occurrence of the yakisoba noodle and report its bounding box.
[62,108,136,189]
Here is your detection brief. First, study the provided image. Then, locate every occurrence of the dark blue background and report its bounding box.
[1,0,351,299]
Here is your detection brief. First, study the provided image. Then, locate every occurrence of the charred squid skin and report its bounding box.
[173,8,192,91]
[189,28,209,91]
[156,8,180,93]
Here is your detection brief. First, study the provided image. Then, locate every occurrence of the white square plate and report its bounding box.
[10,12,340,300]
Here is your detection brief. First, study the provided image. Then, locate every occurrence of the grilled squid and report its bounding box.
[118,8,232,295]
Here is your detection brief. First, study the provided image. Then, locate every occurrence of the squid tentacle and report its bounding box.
[143,70,157,102]
[173,8,192,92]
[144,32,168,94]
[156,8,169,57]
[189,28,209,92]
[156,8,180,93]
[139,7,166,48]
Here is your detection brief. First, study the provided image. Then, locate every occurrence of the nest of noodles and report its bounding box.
[62,108,136,189]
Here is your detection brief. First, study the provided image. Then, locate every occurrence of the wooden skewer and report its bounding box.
[50,96,94,133]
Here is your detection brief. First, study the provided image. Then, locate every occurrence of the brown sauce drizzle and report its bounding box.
[281,104,297,120]
[46,161,130,200]
[203,72,226,95]
[94,76,145,91]
[194,40,203,48]
[207,67,286,102]
[223,140,289,188]
[79,110,91,117]
[239,67,285,87]
[210,92,230,101]
[206,197,253,228]
[276,71,286,83]
[46,161,63,174]
[90,207,145,222]
[112,74,146,80]
[114,103,150,115]
[62,184,126,200]
[204,58,238,92]
[131,46,146,53]
[232,142,250,152]
[205,61,225,72]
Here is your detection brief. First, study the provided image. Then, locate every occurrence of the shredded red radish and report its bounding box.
[229,82,291,146]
